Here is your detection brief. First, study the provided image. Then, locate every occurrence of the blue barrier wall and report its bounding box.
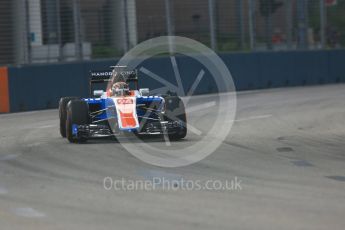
[5,50,345,112]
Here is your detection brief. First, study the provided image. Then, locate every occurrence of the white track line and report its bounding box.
[0,154,21,161]
[13,207,46,218]
[186,101,216,113]
[233,114,273,122]
[37,125,55,129]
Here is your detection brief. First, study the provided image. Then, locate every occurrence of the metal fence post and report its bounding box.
[297,0,308,49]
[73,0,83,60]
[56,0,63,61]
[208,0,217,51]
[165,0,174,37]
[165,0,175,54]
[265,12,273,50]
[237,0,245,49]
[285,0,293,49]
[25,0,32,64]
[248,0,256,50]
[320,0,326,48]
[123,0,129,53]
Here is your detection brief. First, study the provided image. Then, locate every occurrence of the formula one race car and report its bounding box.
[59,66,187,143]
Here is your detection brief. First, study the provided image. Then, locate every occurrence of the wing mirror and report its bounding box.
[93,90,104,97]
[139,88,150,96]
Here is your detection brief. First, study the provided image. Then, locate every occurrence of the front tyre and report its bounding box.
[163,96,187,140]
[59,97,79,137]
[66,100,89,143]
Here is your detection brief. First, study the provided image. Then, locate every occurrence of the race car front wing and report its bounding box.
[72,120,184,139]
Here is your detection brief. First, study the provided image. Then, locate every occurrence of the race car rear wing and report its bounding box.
[89,67,139,95]
[89,68,138,83]
[89,70,113,83]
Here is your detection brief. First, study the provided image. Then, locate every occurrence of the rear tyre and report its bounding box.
[163,96,187,140]
[59,97,78,137]
[66,100,89,143]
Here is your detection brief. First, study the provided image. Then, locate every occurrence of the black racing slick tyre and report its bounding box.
[163,96,187,140]
[59,97,79,138]
[66,100,89,143]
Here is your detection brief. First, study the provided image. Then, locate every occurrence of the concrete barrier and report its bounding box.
[1,50,344,113]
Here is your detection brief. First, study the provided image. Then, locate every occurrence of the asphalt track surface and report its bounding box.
[0,84,345,230]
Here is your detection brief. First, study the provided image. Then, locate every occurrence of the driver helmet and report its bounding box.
[111,82,129,96]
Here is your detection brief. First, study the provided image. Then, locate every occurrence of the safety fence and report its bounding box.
[1,0,344,66]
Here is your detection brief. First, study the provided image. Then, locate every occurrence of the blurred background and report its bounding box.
[0,0,343,66]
